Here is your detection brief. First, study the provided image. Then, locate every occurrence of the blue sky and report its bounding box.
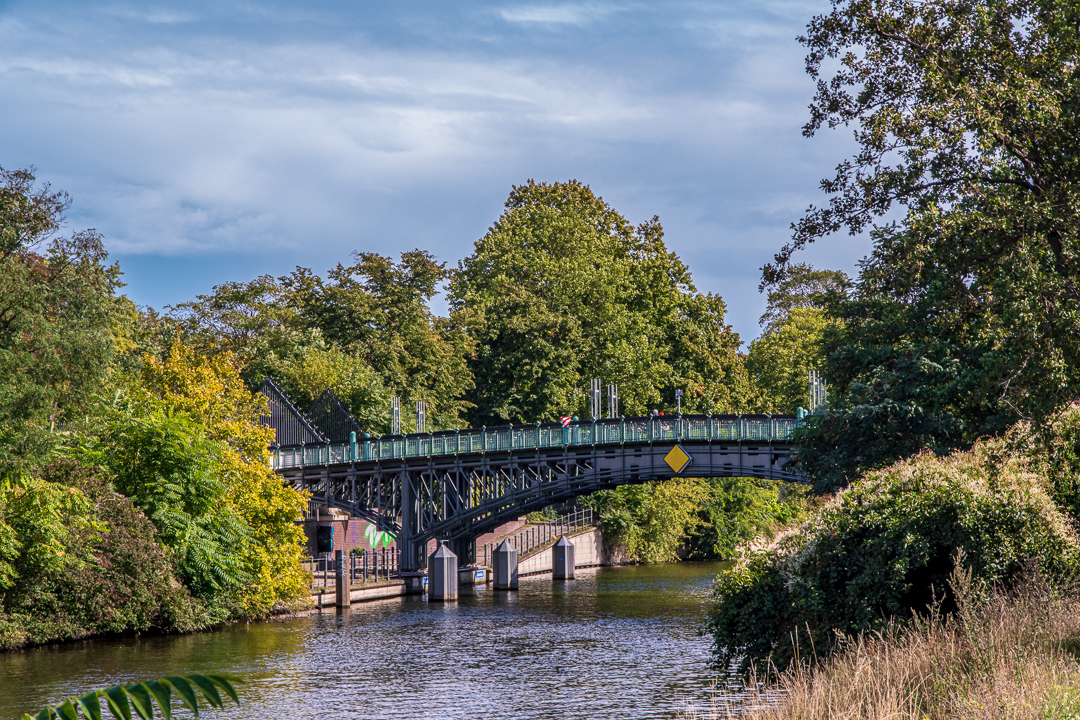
[0,0,869,344]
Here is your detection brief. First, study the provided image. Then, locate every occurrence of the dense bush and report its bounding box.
[0,462,205,648]
[708,441,1079,673]
[1011,402,1080,528]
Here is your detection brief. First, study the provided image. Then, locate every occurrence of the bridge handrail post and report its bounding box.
[482,426,487,453]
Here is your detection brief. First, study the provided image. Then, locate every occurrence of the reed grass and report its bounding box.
[686,564,1080,720]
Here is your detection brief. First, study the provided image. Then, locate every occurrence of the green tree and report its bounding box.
[282,251,474,430]
[134,342,310,616]
[0,167,122,473]
[757,263,850,335]
[747,308,832,414]
[92,406,249,612]
[767,0,1080,486]
[582,478,709,563]
[795,264,1010,490]
[688,478,810,560]
[172,252,473,432]
[449,180,751,426]
[748,264,849,413]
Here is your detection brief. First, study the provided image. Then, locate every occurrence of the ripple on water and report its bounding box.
[0,562,749,720]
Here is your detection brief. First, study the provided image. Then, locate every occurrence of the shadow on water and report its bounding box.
[0,562,738,720]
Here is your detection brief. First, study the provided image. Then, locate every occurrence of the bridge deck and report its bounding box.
[272,414,798,470]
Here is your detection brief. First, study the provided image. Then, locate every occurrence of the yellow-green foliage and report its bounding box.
[138,342,310,616]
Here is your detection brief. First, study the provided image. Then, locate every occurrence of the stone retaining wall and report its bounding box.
[519,527,603,576]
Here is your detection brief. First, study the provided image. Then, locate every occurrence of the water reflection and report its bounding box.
[0,562,738,720]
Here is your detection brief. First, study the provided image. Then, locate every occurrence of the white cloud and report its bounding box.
[498,2,623,25]
[100,5,197,24]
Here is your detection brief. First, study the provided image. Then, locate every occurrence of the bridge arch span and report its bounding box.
[274,414,803,570]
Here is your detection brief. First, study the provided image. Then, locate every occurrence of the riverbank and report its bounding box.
[685,569,1080,719]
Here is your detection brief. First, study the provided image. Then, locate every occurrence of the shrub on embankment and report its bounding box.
[708,434,1080,674]
[690,568,1080,720]
[0,461,208,648]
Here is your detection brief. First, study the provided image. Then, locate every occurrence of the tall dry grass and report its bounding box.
[687,565,1080,720]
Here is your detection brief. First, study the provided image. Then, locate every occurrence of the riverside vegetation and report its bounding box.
[698,0,1080,716]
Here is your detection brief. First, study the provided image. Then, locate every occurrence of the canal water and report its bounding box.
[0,562,741,719]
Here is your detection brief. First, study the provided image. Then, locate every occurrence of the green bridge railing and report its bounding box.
[272,414,797,471]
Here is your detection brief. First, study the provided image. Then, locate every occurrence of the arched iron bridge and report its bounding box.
[270,412,804,571]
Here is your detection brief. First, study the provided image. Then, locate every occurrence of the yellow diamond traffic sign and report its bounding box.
[664,445,692,474]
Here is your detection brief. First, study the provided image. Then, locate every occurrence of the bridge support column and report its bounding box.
[493,539,518,590]
[553,535,575,580]
[429,543,458,601]
[334,550,351,607]
[450,537,475,566]
[399,470,421,572]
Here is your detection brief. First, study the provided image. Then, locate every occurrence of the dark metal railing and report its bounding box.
[303,547,400,592]
[478,508,594,567]
[273,414,796,470]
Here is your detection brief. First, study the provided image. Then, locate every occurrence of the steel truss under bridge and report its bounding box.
[272,414,804,572]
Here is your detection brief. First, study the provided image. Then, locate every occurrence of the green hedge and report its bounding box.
[708,441,1079,673]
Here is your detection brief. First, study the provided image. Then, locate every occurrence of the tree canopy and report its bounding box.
[0,168,123,474]
[747,264,850,413]
[449,180,752,426]
[0,168,309,649]
[173,252,473,433]
[772,0,1080,486]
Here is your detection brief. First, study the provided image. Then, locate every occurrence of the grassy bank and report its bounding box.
[688,567,1080,719]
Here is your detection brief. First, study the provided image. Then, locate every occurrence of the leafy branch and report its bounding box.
[23,673,240,720]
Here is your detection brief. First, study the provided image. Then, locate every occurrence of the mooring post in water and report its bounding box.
[429,542,458,601]
[335,550,351,607]
[493,539,518,590]
[553,535,575,580]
